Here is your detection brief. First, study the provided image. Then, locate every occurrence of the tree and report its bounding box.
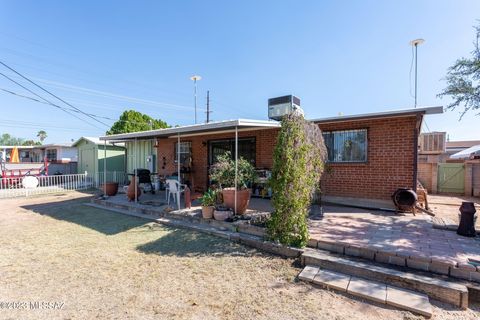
[438,23,480,118]
[0,133,24,145]
[22,140,42,146]
[266,113,326,247]
[37,130,47,143]
[106,110,169,135]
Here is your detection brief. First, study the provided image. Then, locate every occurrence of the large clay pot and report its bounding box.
[127,176,141,201]
[201,206,214,219]
[101,182,119,196]
[222,188,251,214]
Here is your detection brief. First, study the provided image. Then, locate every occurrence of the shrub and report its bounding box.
[266,112,326,247]
[209,152,257,189]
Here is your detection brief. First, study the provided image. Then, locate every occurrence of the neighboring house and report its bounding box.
[101,106,443,209]
[0,144,78,174]
[418,132,480,196]
[446,140,480,157]
[72,137,126,183]
[41,143,78,162]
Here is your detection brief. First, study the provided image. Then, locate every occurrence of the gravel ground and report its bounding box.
[0,192,479,320]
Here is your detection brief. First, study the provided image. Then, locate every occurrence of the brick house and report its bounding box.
[101,106,442,209]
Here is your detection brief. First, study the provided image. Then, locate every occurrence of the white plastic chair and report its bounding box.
[166,179,186,209]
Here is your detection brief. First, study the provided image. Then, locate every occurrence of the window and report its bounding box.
[46,149,57,161]
[322,129,367,163]
[174,142,192,165]
[208,138,256,166]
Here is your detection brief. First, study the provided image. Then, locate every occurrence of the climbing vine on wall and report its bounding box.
[266,112,326,247]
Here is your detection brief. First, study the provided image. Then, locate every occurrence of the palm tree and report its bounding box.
[37,130,47,143]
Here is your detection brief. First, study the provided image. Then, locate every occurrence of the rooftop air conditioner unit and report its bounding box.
[268,95,302,120]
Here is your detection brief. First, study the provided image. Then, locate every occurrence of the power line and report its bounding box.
[0,60,110,127]
[0,87,176,127]
[0,87,113,121]
[0,48,194,100]
[0,72,103,129]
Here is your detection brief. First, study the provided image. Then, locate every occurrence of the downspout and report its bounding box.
[413,114,421,193]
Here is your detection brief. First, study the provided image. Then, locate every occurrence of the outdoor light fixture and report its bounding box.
[190,75,202,124]
[410,38,425,108]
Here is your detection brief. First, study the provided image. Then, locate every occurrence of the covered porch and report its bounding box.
[99,119,281,212]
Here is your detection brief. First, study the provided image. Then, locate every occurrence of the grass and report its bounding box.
[0,193,477,319]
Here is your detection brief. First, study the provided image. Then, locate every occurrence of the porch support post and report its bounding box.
[177,133,181,210]
[234,126,238,214]
[103,139,107,196]
[134,138,137,204]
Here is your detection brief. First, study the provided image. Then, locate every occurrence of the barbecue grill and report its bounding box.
[134,168,155,194]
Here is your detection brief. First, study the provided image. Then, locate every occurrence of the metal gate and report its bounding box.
[437,163,465,194]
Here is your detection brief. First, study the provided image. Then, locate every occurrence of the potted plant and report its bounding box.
[209,152,257,214]
[200,189,217,219]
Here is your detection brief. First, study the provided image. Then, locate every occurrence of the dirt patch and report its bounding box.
[0,193,478,319]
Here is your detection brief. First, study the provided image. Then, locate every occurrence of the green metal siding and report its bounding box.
[76,138,125,175]
[98,145,126,173]
[126,140,156,173]
[76,140,97,175]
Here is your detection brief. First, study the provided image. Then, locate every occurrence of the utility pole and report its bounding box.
[205,90,212,123]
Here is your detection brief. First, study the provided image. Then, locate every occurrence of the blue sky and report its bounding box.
[0,1,479,143]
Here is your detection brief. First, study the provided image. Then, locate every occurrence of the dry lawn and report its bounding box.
[0,192,478,320]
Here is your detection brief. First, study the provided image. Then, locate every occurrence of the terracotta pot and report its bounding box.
[213,209,231,221]
[222,188,251,214]
[101,182,119,196]
[201,206,215,219]
[127,176,141,201]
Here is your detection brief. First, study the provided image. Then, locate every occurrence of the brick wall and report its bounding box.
[156,116,417,201]
[318,117,416,200]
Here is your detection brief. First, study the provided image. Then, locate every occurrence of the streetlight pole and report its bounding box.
[410,39,425,108]
[190,75,202,124]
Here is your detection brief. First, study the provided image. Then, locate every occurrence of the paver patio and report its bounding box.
[308,207,480,278]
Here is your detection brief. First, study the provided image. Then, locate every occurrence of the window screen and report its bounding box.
[174,142,192,165]
[322,129,367,162]
[46,149,57,161]
[208,138,256,166]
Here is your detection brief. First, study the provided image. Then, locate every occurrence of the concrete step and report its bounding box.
[301,248,469,309]
[299,266,433,318]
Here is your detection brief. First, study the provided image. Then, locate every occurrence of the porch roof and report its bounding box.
[100,119,281,142]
